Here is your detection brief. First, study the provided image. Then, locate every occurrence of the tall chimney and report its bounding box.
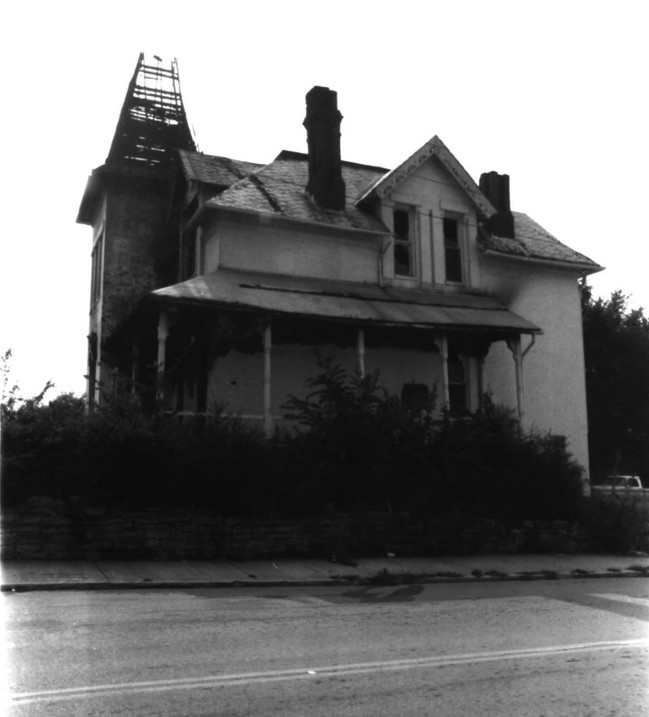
[479,171,515,239]
[303,86,346,210]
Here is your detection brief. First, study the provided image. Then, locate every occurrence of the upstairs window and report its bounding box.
[393,208,415,277]
[90,231,103,306]
[443,216,463,283]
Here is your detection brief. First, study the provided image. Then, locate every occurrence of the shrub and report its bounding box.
[579,496,649,553]
[283,361,437,511]
[2,363,585,524]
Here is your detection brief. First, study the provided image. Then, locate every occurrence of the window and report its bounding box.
[90,231,103,306]
[448,354,467,415]
[443,216,463,283]
[401,382,430,411]
[393,208,415,277]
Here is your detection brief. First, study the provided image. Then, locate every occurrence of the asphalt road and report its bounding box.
[3,578,649,716]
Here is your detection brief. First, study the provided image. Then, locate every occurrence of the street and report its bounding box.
[3,578,649,716]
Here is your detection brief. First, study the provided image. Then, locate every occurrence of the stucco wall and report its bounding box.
[481,258,590,478]
[203,214,381,284]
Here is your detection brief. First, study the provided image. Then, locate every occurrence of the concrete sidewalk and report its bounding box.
[2,553,649,592]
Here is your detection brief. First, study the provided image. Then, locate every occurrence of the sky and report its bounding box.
[2,0,647,400]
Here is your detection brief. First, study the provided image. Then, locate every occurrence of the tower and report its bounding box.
[77,54,195,405]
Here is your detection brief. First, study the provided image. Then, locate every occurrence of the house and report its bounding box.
[77,54,603,487]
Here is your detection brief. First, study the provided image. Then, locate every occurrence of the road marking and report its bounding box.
[11,639,648,705]
[592,593,649,607]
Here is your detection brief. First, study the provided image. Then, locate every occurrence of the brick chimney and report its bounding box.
[303,86,346,210]
[479,171,515,239]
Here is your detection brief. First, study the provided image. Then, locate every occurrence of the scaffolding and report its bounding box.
[107,53,196,169]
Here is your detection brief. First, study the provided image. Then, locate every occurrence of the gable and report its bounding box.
[358,136,496,219]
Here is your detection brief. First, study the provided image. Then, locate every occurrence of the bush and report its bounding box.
[428,397,584,521]
[579,496,649,553]
[283,361,437,511]
[284,364,584,520]
[2,363,585,524]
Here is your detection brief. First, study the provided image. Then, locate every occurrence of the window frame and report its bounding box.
[393,206,417,279]
[90,229,104,307]
[447,353,468,415]
[442,213,464,285]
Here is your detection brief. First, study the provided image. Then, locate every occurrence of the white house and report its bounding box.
[78,55,602,486]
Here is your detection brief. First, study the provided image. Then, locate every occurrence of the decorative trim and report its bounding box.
[357,136,497,219]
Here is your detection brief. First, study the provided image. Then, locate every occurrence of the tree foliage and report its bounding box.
[581,282,649,479]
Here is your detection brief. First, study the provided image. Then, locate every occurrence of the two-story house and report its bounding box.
[77,55,602,486]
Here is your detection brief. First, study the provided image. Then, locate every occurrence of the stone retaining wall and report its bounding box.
[0,501,590,560]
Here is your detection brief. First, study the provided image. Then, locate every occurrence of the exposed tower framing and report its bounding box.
[106,52,196,170]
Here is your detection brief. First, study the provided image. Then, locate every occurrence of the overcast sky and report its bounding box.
[2,0,647,400]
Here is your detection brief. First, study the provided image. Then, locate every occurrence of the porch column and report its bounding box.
[439,334,450,409]
[357,327,366,378]
[263,321,272,437]
[156,310,169,405]
[506,336,525,421]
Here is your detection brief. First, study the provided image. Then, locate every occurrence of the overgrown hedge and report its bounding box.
[2,364,585,526]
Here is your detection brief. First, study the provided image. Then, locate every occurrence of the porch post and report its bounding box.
[357,327,366,378]
[263,321,273,437]
[507,336,525,421]
[439,334,450,409]
[156,310,169,406]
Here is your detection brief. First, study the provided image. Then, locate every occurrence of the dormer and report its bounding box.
[358,136,496,290]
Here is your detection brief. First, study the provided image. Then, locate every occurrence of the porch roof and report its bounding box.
[151,269,541,334]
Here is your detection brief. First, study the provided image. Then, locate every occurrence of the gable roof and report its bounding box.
[357,135,497,219]
[480,213,603,272]
[205,150,388,233]
[187,146,600,272]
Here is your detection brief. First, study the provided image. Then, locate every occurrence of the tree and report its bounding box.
[581,282,649,479]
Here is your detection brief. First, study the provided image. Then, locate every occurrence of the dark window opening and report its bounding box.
[401,382,430,411]
[90,233,103,306]
[448,355,467,415]
[394,208,414,277]
[443,216,463,283]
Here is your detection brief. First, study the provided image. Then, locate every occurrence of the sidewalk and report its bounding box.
[2,553,649,592]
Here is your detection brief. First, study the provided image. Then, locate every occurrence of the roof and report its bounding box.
[178,150,264,187]
[357,135,497,219]
[205,151,388,233]
[480,213,603,271]
[151,269,540,334]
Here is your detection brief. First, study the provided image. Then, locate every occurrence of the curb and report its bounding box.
[3,569,648,593]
